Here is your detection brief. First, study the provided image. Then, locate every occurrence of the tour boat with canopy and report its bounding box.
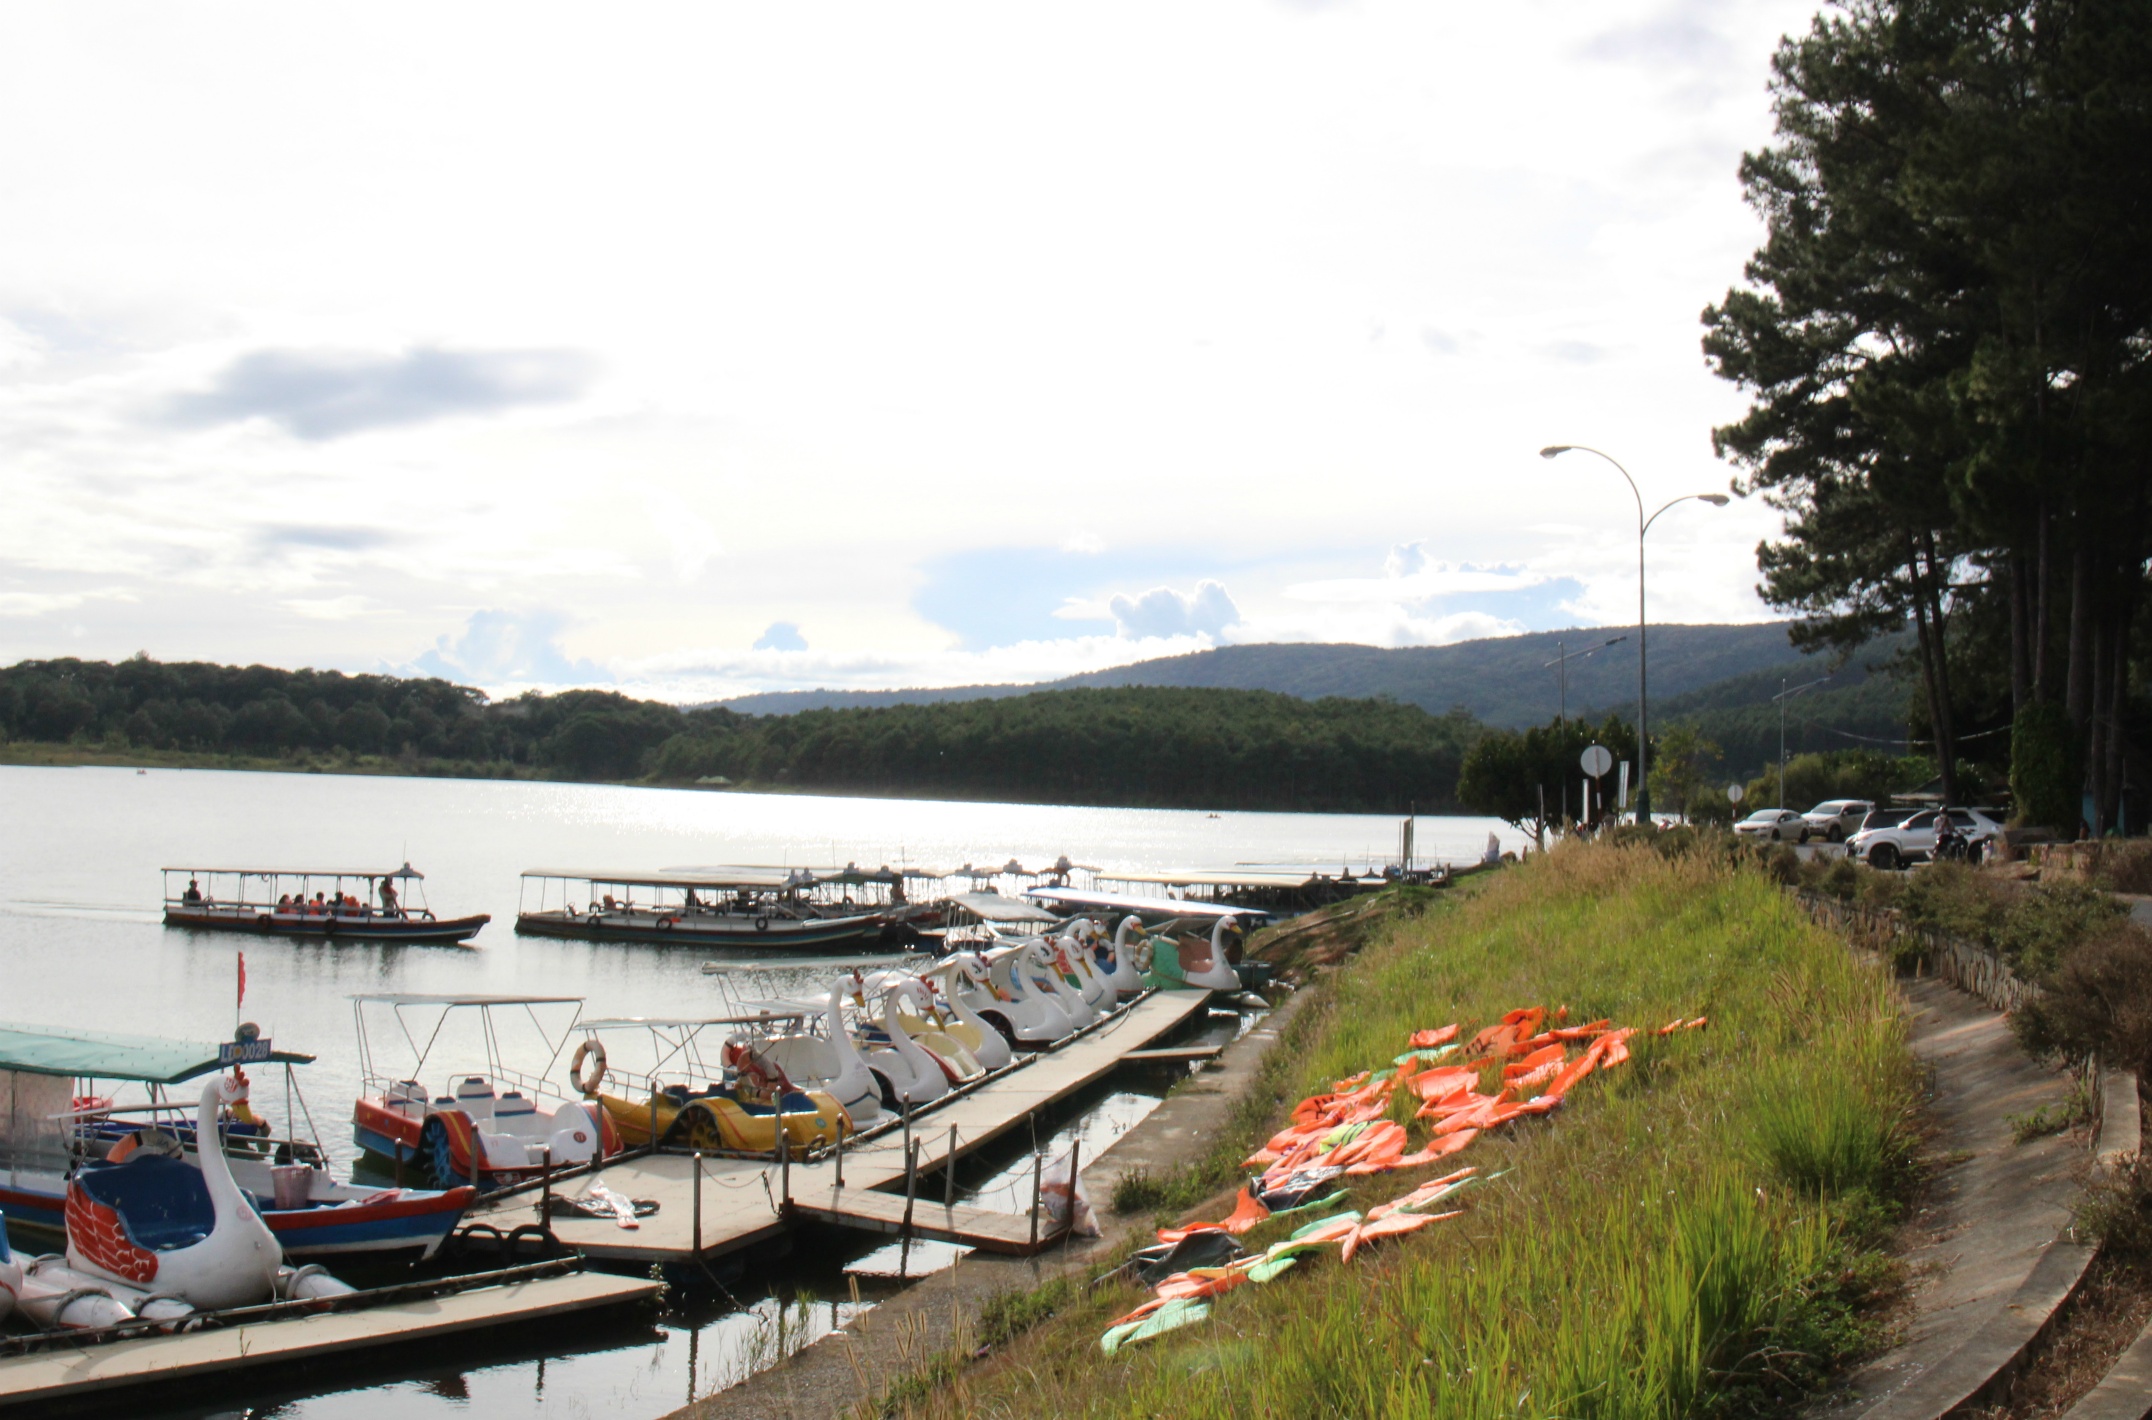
[162,863,491,943]
[0,1019,473,1267]
[349,993,622,1192]
[514,868,897,951]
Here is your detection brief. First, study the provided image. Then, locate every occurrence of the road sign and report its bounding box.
[1580,744,1613,779]
[1727,782,1745,804]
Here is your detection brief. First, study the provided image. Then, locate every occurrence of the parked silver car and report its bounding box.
[1800,799,1874,843]
[1735,808,1809,843]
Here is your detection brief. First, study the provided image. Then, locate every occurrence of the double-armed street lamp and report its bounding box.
[1539,445,1730,825]
[1772,673,1834,807]
[1544,634,1628,724]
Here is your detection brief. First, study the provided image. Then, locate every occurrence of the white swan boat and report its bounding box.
[65,1072,286,1310]
[0,1020,472,1266]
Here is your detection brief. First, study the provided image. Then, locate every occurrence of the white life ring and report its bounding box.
[569,1039,607,1095]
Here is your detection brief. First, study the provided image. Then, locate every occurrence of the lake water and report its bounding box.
[0,766,1515,1416]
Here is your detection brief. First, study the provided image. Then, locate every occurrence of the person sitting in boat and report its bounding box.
[683,888,702,912]
[378,877,400,917]
[310,892,328,915]
[183,878,203,904]
[277,894,292,911]
[601,893,618,912]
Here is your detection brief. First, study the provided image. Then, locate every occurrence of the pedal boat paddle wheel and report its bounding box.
[0,1019,473,1272]
[512,868,892,951]
[162,863,491,944]
[568,1013,852,1155]
[349,994,621,1193]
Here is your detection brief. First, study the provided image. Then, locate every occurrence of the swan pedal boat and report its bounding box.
[0,1020,472,1267]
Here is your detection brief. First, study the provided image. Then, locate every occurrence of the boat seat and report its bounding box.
[73,1156,218,1252]
[479,1132,533,1167]
[452,1078,497,1120]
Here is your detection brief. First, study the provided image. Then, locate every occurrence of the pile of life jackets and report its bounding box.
[1099,1007,1707,1354]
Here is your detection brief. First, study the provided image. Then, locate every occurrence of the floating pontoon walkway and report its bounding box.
[473,990,1213,1264]
[0,1268,658,1411]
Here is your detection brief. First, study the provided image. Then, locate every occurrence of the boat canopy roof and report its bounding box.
[0,1021,314,1083]
[1024,887,1264,920]
[948,891,1062,923]
[350,993,584,1007]
[523,867,797,890]
[1105,869,1327,889]
[578,1012,806,1030]
[163,866,419,879]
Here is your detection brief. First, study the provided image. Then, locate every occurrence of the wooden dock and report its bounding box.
[475,990,1213,1264]
[0,1270,659,1410]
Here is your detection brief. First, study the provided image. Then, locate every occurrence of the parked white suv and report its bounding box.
[1847,807,2005,870]
[1801,799,1874,843]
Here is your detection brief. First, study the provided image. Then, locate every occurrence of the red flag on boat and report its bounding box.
[237,952,246,1010]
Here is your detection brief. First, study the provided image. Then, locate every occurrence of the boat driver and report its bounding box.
[183,878,203,904]
[379,877,400,917]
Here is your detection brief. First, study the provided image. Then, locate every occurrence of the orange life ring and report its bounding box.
[569,1039,607,1095]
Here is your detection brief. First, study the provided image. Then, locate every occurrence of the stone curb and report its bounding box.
[1856,1069,2138,1420]
[2053,1072,2147,1420]
[2059,1323,2152,1420]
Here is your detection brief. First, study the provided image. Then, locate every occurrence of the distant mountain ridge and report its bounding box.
[721,622,1836,729]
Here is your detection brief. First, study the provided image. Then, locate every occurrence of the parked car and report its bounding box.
[1735,808,1809,843]
[1800,799,1874,843]
[1846,807,2005,870]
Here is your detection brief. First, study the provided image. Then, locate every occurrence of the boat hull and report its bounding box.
[1,1174,469,1262]
[515,909,887,951]
[164,907,490,942]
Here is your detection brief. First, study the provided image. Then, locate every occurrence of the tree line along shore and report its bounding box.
[0,654,1975,818]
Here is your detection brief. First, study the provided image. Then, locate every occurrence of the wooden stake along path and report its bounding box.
[0,1271,659,1411]
[478,990,1212,1264]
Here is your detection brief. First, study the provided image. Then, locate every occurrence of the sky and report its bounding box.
[0,0,1826,703]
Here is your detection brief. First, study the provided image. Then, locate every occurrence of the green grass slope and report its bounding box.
[895,843,1915,1420]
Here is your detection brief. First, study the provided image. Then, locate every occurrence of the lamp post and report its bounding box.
[1772,673,1834,807]
[1544,635,1628,724]
[1539,445,1729,825]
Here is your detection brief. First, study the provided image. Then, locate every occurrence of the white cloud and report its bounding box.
[1107,581,1241,640]
[0,0,1804,683]
[1287,549,1544,605]
[406,608,610,686]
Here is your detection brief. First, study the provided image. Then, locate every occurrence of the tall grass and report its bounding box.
[905,843,1917,1420]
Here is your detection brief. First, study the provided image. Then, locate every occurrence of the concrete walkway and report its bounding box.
[670,987,1316,1420]
[1812,975,2084,1418]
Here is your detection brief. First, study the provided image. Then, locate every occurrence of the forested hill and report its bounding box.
[720,621,1821,727]
[0,658,1480,813]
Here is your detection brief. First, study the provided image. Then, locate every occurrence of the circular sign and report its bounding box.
[1579,744,1614,778]
[1726,782,1745,804]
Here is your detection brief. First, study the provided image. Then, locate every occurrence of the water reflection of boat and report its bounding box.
[514,869,893,951]
[161,863,490,943]
[0,1020,473,1265]
[349,994,622,1192]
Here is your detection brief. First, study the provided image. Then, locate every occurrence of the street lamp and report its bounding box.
[1543,634,1628,724]
[1772,673,1834,807]
[1540,445,1730,825]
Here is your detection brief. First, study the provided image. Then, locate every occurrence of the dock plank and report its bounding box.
[0,1272,659,1409]
[477,990,1212,1263]
[789,1188,1047,1254]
